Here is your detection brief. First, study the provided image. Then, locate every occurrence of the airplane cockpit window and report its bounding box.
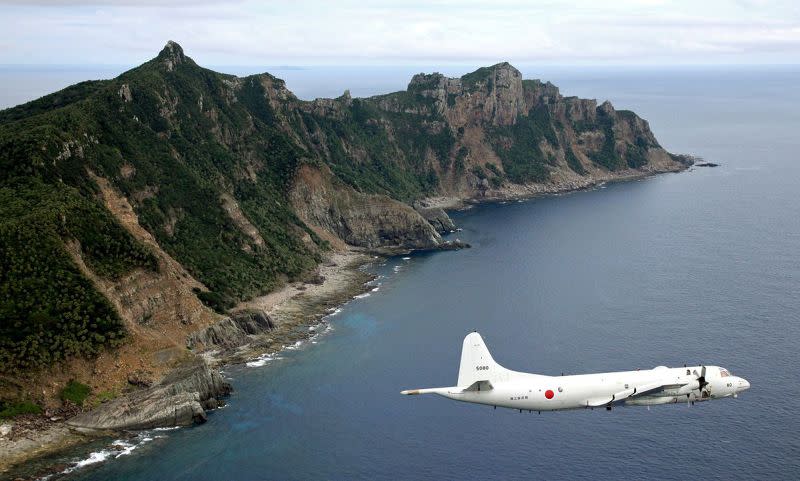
[720,368,731,377]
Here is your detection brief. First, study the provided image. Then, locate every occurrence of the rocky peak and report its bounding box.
[339,89,353,106]
[158,40,194,72]
[456,62,525,126]
[399,63,526,125]
[408,72,447,91]
[490,61,521,79]
[486,62,522,94]
[599,100,616,116]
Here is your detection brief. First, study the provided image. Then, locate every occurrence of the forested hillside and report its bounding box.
[0,41,689,376]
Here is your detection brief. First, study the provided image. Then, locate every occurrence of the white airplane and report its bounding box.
[401,332,750,412]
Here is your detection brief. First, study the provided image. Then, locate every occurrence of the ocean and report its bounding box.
[3,65,799,480]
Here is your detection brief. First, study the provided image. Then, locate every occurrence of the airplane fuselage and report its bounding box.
[436,365,749,411]
[402,333,750,412]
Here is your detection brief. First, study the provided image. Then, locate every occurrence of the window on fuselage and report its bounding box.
[720,368,731,377]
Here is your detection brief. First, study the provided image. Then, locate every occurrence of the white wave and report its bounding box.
[402,257,411,260]
[246,353,283,367]
[353,292,371,299]
[308,321,333,341]
[393,265,402,272]
[286,340,304,350]
[371,286,379,292]
[60,432,165,476]
[246,358,269,367]
[113,439,137,457]
[69,450,110,471]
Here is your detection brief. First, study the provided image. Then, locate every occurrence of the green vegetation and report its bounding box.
[299,94,452,201]
[447,93,457,107]
[487,106,559,184]
[484,163,504,188]
[193,288,234,314]
[0,400,42,419]
[0,80,109,124]
[461,66,495,90]
[60,380,91,406]
[470,165,486,179]
[571,119,595,134]
[0,180,144,370]
[0,44,662,375]
[93,389,116,407]
[0,44,323,369]
[626,143,649,169]
[588,108,625,171]
[565,147,587,175]
[485,163,502,177]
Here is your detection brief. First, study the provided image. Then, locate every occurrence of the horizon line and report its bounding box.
[1,62,799,70]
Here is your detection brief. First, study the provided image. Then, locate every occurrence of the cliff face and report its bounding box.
[0,42,689,424]
[306,62,688,201]
[290,165,442,250]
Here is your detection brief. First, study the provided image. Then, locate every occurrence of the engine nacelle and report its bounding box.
[676,380,700,396]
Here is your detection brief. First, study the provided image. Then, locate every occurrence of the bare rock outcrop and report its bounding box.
[187,310,275,353]
[290,165,443,250]
[381,62,526,127]
[66,359,231,431]
[413,201,456,234]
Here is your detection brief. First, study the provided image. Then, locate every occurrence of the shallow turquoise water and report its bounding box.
[26,66,800,480]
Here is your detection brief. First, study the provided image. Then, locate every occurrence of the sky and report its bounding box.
[0,0,799,66]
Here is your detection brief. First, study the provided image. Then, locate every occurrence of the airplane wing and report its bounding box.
[585,381,685,407]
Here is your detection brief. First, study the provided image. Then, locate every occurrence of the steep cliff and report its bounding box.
[302,61,689,201]
[0,42,689,423]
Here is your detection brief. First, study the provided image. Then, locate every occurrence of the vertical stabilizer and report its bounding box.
[457,332,507,387]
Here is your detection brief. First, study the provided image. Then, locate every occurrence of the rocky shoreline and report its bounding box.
[422,161,689,210]
[0,250,377,479]
[0,163,688,479]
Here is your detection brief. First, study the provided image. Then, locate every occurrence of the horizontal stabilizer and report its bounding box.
[400,387,456,395]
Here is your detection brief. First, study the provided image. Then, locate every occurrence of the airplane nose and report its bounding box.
[738,378,750,391]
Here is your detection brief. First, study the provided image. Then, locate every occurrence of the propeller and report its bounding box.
[696,365,709,398]
[685,365,709,405]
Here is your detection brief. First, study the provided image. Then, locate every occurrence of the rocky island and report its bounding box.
[0,41,691,473]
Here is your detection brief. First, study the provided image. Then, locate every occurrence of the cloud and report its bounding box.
[0,0,798,65]
[0,0,237,5]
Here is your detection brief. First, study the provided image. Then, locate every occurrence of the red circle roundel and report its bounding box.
[545,389,555,399]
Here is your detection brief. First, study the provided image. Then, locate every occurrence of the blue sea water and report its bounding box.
[4,65,800,480]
